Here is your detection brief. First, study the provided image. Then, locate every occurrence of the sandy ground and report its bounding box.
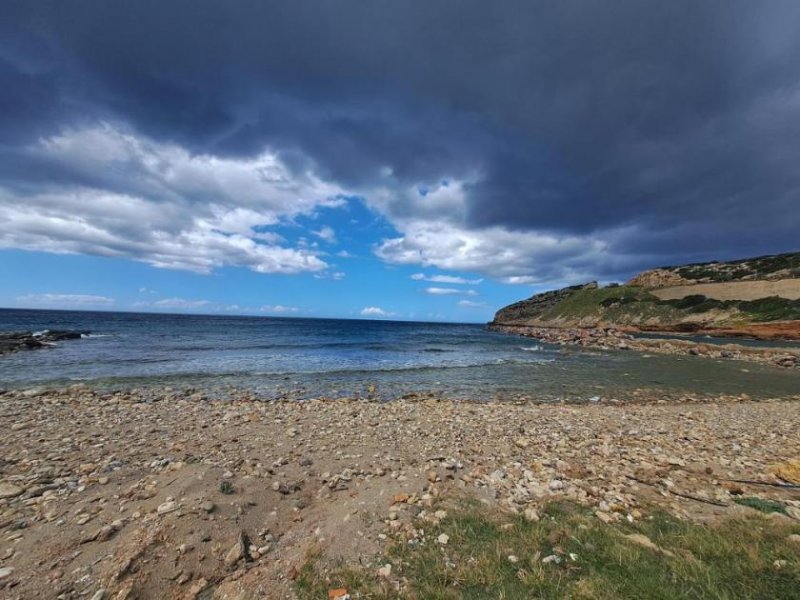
[1,386,799,599]
[651,278,800,301]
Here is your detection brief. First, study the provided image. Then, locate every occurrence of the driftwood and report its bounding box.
[625,474,730,507]
[725,478,800,489]
[666,489,729,507]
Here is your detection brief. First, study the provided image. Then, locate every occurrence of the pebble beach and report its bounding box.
[1,385,799,598]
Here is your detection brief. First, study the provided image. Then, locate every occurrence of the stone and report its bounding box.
[0,567,14,580]
[787,534,800,545]
[328,589,349,600]
[542,554,561,564]
[0,482,24,499]
[201,501,215,513]
[157,500,178,515]
[595,510,614,524]
[224,531,251,567]
[90,590,107,600]
[524,507,540,522]
[185,578,208,599]
[507,555,519,563]
[437,533,449,545]
[377,563,392,578]
[95,525,116,542]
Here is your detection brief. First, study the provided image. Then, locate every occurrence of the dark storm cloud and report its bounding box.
[2,0,800,276]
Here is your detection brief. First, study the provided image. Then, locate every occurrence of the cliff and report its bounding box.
[491,251,800,339]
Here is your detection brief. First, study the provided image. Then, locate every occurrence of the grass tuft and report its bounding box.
[734,496,787,515]
[296,499,800,599]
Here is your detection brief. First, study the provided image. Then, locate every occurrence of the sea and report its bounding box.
[1,309,799,401]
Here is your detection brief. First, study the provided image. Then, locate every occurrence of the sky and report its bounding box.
[1,1,799,322]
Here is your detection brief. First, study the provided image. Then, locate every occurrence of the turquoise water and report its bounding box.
[1,309,798,400]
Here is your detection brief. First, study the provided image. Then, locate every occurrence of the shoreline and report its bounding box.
[1,386,799,598]
[488,323,800,369]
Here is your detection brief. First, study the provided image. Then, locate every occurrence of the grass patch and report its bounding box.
[297,499,800,599]
[734,497,787,515]
[538,285,672,322]
[674,252,800,282]
[656,295,800,322]
[219,480,234,494]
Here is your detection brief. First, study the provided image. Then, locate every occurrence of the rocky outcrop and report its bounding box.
[488,324,799,369]
[0,330,88,355]
[491,282,597,324]
[627,269,688,288]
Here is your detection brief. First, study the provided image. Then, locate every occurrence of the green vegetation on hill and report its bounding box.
[672,252,800,282]
[297,499,800,599]
[536,285,663,321]
[492,250,800,327]
[493,284,800,326]
[659,295,800,322]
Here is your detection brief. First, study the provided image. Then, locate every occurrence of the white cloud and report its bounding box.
[260,304,299,313]
[16,293,115,307]
[313,271,346,280]
[153,297,211,309]
[410,273,483,284]
[0,123,344,275]
[367,176,615,284]
[336,250,355,258]
[312,225,337,243]
[424,287,479,296]
[360,306,395,317]
[457,299,487,308]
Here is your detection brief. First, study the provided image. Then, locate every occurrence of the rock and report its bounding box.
[787,534,800,545]
[437,533,449,545]
[0,482,24,499]
[377,563,392,578]
[524,507,540,522]
[595,510,614,524]
[507,555,519,563]
[0,567,14,580]
[201,501,215,513]
[274,481,302,495]
[224,531,252,567]
[90,590,106,600]
[785,506,800,521]
[185,578,208,599]
[392,493,410,504]
[157,500,178,515]
[95,525,116,542]
[542,554,562,564]
[328,589,349,600]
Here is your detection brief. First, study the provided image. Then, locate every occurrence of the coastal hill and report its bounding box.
[491,251,800,339]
